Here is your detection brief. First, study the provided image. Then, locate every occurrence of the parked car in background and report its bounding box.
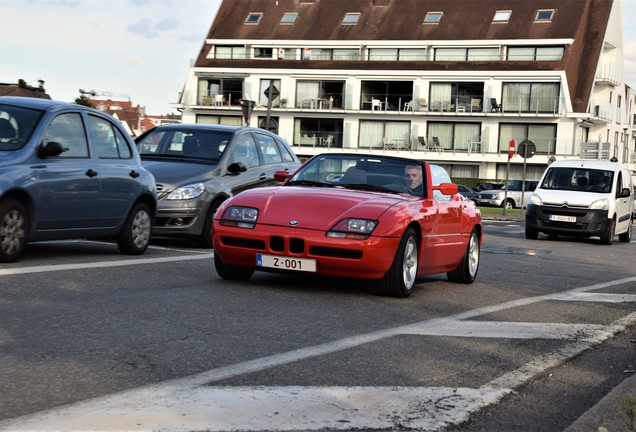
[473,181,504,192]
[476,179,539,209]
[0,96,157,262]
[213,153,482,298]
[457,184,479,203]
[526,160,634,244]
[135,124,300,247]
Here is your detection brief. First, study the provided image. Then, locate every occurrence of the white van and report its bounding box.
[525,160,634,244]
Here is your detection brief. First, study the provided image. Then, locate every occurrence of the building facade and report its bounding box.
[172,0,636,181]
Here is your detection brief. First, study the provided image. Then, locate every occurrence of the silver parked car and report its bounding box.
[476,179,539,209]
[0,96,157,262]
[135,124,301,247]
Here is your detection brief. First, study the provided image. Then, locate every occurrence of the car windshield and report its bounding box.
[540,167,614,193]
[0,104,44,151]
[287,154,427,196]
[136,129,232,161]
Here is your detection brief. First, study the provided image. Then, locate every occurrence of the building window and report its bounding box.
[507,46,564,61]
[342,12,360,25]
[245,12,262,24]
[434,48,499,61]
[493,10,511,22]
[280,12,298,24]
[369,48,426,61]
[535,9,555,22]
[215,45,246,59]
[359,120,410,150]
[429,82,484,112]
[198,78,244,107]
[294,118,343,148]
[498,123,557,155]
[502,82,560,113]
[427,122,481,152]
[333,48,361,60]
[423,12,442,23]
[296,80,345,109]
[254,47,273,59]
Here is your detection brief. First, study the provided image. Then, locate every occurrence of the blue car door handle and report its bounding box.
[85,169,98,178]
[129,170,140,178]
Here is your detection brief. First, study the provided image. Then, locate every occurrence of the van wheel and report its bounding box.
[618,219,632,243]
[501,199,514,210]
[600,218,615,245]
[0,199,28,263]
[525,226,539,240]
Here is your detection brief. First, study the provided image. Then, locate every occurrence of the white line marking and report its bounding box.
[1,278,634,431]
[0,254,212,276]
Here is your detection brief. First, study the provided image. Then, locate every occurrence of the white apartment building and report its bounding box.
[172,0,636,181]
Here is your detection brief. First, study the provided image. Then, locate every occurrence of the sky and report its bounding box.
[2,0,636,115]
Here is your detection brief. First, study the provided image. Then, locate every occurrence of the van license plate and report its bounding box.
[256,254,317,272]
[550,215,576,223]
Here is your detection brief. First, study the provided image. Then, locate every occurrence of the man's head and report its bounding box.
[405,165,423,190]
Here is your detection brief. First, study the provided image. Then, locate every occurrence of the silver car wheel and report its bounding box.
[131,209,151,248]
[467,232,480,277]
[402,236,418,290]
[1,209,25,255]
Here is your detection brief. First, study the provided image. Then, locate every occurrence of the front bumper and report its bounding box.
[476,198,503,207]
[152,201,206,238]
[526,205,610,237]
[213,223,401,280]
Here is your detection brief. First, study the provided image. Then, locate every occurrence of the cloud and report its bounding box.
[127,19,160,38]
[126,57,147,67]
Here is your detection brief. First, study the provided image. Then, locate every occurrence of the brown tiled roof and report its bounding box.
[195,0,614,113]
[0,84,51,99]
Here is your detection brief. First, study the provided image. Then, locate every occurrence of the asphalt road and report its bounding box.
[0,219,634,431]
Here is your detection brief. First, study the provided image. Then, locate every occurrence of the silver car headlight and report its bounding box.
[327,218,378,239]
[590,198,609,211]
[220,206,259,228]
[529,194,542,206]
[166,182,205,200]
[490,193,501,200]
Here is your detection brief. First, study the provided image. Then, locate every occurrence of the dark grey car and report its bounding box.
[135,124,301,247]
[0,96,157,262]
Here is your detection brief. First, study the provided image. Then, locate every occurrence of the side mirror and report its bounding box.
[38,141,66,158]
[274,170,291,183]
[433,182,459,196]
[227,161,248,175]
[617,187,632,198]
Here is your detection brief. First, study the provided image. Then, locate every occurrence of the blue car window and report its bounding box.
[44,113,89,158]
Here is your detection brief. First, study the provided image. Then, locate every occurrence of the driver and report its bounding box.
[405,165,424,195]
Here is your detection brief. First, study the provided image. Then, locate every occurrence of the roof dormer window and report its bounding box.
[245,12,263,24]
[280,12,298,24]
[493,10,511,23]
[535,9,555,22]
[342,12,360,25]
[423,12,442,24]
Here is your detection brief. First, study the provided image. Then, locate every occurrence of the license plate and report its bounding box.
[549,215,576,223]
[256,254,317,272]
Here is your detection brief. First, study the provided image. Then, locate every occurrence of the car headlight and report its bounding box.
[327,218,378,239]
[529,194,542,206]
[166,182,205,200]
[220,206,259,228]
[590,198,609,211]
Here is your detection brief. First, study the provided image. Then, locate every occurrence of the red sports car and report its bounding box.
[213,153,481,297]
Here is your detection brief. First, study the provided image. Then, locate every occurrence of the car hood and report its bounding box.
[228,186,406,230]
[141,159,219,185]
[534,189,611,207]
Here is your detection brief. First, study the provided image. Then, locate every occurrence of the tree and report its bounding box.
[75,95,94,107]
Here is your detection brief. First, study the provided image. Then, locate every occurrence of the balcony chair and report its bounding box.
[431,136,444,152]
[490,98,502,112]
[372,98,385,111]
[417,98,428,111]
[403,100,413,111]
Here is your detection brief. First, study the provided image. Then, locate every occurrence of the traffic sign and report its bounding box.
[517,140,536,159]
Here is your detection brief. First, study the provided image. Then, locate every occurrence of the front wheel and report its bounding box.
[618,219,632,243]
[525,226,539,240]
[116,203,152,255]
[501,199,514,210]
[214,252,255,281]
[600,218,615,245]
[0,199,29,263]
[378,228,419,298]
[197,199,223,248]
[447,229,480,284]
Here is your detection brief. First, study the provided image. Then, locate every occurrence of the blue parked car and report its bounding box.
[0,96,157,262]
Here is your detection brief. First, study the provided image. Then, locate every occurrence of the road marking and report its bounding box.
[1,277,634,431]
[0,254,212,276]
